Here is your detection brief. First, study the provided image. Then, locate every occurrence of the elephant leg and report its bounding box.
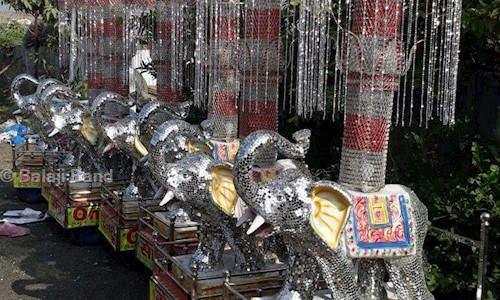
[275,249,320,300]
[262,235,289,264]
[316,250,360,300]
[403,188,435,300]
[384,258,412,299]
[385,222,433,299]
[384,254,434,300]
[190,221,225,271]
[358,259,388,300]
[222,218,265,272]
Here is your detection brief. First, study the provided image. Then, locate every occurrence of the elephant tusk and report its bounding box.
[160,191,175,206]
[13,109,22,115]
[48,128,60,137]
[140,154,149,164]
[153,186,165,199]
[247,215,266,235]
[237,209,256,227]
[134,136,149,157]
[103,143,114,154]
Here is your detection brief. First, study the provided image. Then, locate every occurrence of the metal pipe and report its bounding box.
[477,212,491,300]
[69,7,76,83]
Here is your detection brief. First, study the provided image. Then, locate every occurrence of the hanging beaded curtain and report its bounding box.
[194,0,208,108]
[126,0,156,104]
[81,0,106,99]
[102,0,129,96]
[155,0,185,102]
[66,0,126,98]
[293,0,332,118]
[291,0,462,127]
[193,0,240,141]
[282,0,462,191]
[239,0,281,138]
[57,0,72,71]
[207,0,241,141]
[184,0,198,92]
[194,0,280,142]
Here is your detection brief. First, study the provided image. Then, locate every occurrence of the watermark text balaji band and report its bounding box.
[0,169,113,185]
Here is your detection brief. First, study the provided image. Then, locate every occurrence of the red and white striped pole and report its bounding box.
[239,0,280,138]
[155,0,184,103]
[84,0,105,98]
[203,0,243,163]
[339,0,403,191]
[103,0,129,97]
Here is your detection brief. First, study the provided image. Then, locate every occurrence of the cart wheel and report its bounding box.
[69,227,101,245]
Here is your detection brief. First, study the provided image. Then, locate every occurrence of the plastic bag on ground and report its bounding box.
[0,222,31,237]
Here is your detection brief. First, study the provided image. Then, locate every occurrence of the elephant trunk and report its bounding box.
[150,120,205,149]
[137,101,191,149]
[234,130,310,209]
[138,101,179,125]
[40,84,73,118]
[11,74,39,108]
[149,120,206,184]
[36,79,63,103]
[90,92,131,130]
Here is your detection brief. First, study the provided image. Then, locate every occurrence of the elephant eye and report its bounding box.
[276,194,286,203]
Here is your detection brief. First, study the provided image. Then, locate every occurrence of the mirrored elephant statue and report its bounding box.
[87,92,137,182]
[126,100,193,199]
[144,119,265,271]
[160,152,266,272]
[11,75,64,150]
[234,130,433,300]
[91,99,192,199]
[90,92,137,156]
[39,83,103,172]
[144,119,212,199]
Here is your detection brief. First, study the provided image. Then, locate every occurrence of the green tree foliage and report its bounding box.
[388,118,499,298]
[0,22,28,58]
[3,0,58,22]
[460,0,500,72]
[3,0,58,76]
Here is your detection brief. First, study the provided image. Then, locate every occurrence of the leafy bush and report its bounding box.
[460,0,500,72]
[0,22,28,57]
[387,118,499,298]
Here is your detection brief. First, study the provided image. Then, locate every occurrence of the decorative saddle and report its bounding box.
[344,184,417,258]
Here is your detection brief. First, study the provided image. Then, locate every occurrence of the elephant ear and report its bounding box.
[209,163,238,215]
[310,183,352,249]
[81,113,98,145]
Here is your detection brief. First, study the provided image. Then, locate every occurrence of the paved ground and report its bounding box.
[0,143,150,300]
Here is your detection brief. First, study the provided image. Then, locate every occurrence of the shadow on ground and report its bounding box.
[0,144,149,300]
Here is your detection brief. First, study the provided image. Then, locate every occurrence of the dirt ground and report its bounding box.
[0,143,150,300]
